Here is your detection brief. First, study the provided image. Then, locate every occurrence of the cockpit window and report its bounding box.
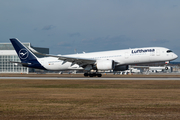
[167,50,173,53]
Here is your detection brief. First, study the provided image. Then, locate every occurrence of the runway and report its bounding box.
[1,77,180,80]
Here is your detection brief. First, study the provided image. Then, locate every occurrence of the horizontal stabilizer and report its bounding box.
[9,61,31,66]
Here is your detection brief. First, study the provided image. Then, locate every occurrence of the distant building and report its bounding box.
[0,42,49,73]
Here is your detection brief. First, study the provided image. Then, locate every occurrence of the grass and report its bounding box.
[0,79,180,119]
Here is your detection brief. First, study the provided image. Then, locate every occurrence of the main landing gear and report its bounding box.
[84,73,102,77]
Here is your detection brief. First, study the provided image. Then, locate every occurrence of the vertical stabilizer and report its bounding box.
[10,38,37,62]
[10,38,46,70]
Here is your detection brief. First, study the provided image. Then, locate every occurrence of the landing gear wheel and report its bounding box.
[84,73,102,77]
[89,74,94,77]
[97,74,102,77]
[84,73,89,77]
[165,66,168,70]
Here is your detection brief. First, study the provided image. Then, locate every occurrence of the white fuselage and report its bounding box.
[37,47,178,71]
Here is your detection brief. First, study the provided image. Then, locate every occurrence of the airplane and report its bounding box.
[10,38,178,77]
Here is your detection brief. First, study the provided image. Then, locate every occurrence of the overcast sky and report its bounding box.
[0,0,180,61]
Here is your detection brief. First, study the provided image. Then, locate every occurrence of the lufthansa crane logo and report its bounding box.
[19,49,29,59]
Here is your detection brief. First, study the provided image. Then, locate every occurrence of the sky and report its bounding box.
[0,0,180,61]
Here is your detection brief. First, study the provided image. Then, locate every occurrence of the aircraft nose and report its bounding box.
[174,53,178,59]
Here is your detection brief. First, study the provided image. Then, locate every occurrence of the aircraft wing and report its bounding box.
[28,47,96,66]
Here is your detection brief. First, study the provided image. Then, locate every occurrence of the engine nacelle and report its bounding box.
[113,65,128,71]
[96,60,115,70]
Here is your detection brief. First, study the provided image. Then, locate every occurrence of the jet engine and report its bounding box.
[96,60,115,70]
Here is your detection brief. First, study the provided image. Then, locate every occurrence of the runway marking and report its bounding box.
[1,77,180,80]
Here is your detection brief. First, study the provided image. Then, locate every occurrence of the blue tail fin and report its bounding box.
[10,38,46,70]
[10,38,37,62]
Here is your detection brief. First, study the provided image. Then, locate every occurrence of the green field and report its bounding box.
[0,79,180,120]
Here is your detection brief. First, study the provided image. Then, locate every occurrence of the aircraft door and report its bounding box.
[125,52,129,59]
[150,49,155,62]
[156,49,160,56]
[40,59,46,66]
